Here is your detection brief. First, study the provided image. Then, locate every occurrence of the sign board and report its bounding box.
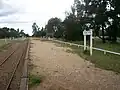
[83,29,93,56]
[83,30,92,36]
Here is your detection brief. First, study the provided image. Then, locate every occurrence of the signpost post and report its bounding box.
[83,29,93,56]
[83,30,87,51]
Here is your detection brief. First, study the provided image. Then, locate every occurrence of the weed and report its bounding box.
[29,74,43,88]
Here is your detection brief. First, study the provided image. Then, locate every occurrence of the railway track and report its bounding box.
[0,42,21,62]
[0,40,29,90]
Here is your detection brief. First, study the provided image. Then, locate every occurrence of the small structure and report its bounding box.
[46,33,54,38]
[83,29,93,56]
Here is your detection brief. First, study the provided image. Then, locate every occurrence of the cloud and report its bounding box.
[0,0,24,17]
[0,0,4,9]
[0,9,18,17]
[0,0,74,35]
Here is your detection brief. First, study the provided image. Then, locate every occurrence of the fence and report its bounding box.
[51,39,120,56]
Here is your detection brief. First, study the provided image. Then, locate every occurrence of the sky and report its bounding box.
[0,0,74,35]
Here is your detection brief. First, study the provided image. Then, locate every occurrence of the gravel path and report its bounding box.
[29,40,120,90]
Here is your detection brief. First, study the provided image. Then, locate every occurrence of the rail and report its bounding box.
[6,41,28,90]
[0,45,20,66]
[5,49,25,90]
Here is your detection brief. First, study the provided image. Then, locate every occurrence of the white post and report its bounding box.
[84,35,86,51]
[90,30,93,56]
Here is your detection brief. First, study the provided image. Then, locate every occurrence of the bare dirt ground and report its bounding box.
[29,40,120,90]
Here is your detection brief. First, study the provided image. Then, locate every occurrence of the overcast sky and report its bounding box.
[0,0,73,35]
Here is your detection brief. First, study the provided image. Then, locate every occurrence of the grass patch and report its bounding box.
[29,74,43,88]
[71,46,120,73]
[0,39,11,51]
[54,41,120,73]
[0,40,7,47]
[83,50,90,55]
[66,49,74,53]
[0,39,26,51]
[0,43,11,51]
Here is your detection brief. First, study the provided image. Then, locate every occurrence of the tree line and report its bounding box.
[0,27,29,39]
[32,0,120,43]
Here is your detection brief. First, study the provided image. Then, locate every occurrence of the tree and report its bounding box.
[32,22,39,37]
[73,0,119,43]
[46,17,63,38]
[0,27,27,39]
[63,2,86,41]
[19,30,26,37]
[40,27,46,37]
[84,0,120,43]
[44,0,120,43]
[0,27,8,38]
[25,34,29,37]
[106,0,120,42]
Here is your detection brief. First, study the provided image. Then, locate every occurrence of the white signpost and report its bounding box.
[83,29,93,56]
